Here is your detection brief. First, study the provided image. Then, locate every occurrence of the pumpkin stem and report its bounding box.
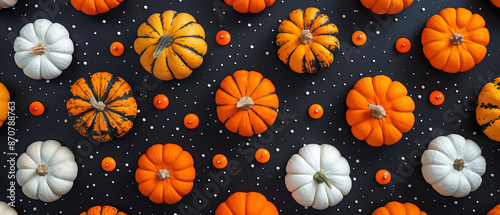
[450,33,464,45]
[313,171,333,189]
[157,169,170,180]
[29,43,46,55]
[36,165,48,176]
[453,158,465,171]
[368,103,386,119]
[153,35,174,59]
[299,30,313,44]
[236,96,254,110]
[89,96,106,111]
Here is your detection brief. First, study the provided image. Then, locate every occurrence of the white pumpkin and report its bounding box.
[421,134,486,198]
[13,19,74,80]
[285,144,352,210]
[0,0,17,10]
[16,140,78,202]
[0,201,17,215]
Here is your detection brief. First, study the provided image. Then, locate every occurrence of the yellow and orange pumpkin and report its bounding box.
[215,192,279,215]
[372,201,427,215]
[361,0,413,15]
[476,76,500,142]
[276,7,340,74]
[224,0,275,13]
[0,82,9,127]
[71,0,123,15]
[422,8,490,73]
[134,10,207,81]
[80,205,126,215]
[66,72,137,143]
[216,70,279,137]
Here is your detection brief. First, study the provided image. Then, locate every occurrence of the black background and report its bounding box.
[1,0,500,214]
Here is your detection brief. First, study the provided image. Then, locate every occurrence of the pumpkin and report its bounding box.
[372,201,427,215]
[66,72,137,143]
[224,0,275,13]
[0,0,17,10]
[0,201,17,215]
[346,75,415,146]
[215,70,279,137]
[80,205,126,215]
[16,140,78,202]
[13,19,74,80]
[476,76,500,142]
[0,82,10,127]
[285,144,352,210]
[421,134,486,197]
[360,0,413,15]
[135,143,195,204]
[215,192,278,215]
[71,0,123,15]
[276,7,340,74]
[134,10,207,81]
[493,0,500,7]
[421,8,490,73]
[488,205,500,215]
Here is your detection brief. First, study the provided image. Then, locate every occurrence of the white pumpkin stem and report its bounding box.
[89,96,106,112]
[36,165,48,176]
[157,169,170,180]
[368,103,386,119]
[313,171,332,189]
[236,96,254,110]
[29,43,46,55]
[299,30,313,44]
[153,35,174,59]
[450,33,464,45]
[453,158,465,171]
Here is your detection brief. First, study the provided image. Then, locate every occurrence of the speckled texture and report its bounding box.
[0,0,499,214]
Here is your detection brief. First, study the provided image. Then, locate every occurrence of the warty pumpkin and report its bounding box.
[422,8,490,73]
[134,10,207,81]
[71,0,123,15]
[0,82,10,127]
[215,192,279,215]
[224,0,275,13]
[135,143,195,204]
[488,205,500,215]
[0,0,17,10]
[276,7,340,74]
[361,0,413,15]
[476,76,500,142]
[346,75,415,146]
[66,72,137,143]
[372,201,427,215]
[216,70,279,137]
[81,205,126,215]
[0,201,17,215]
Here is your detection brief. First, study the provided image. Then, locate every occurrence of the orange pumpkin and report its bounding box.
[488,204,500,215]
[135,143,195,204]
[422,8,490,73]
[71,0,123,15]
[80,205,126,215]
[224,0,275,13]
[215,192,279,215]
[216,70,279,137]
[493,0,500,7]
[346,75,415,146]
[373,202,427,215]
[361,0,413,15]
[0,82,10,127]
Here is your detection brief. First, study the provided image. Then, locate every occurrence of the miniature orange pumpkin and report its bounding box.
[476,77,500,142]
[216,70,279,137]
[215,192,279,215]
[346,75,415,146]
[493,0,500,7]
[224,0,275,13]
[71,0,123,15]
[488,204,500,215]
[422,8,490,73]
[372,201,427,215]
[361,0,413,15]
[0,82,10,127]
[276,7,340,74]
[135,143,195,204]
[80,205,126,215]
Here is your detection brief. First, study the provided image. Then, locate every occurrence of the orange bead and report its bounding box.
[216,30,231,46]
[153,94,169,109]
[184,113,199,129]
[429,91,445,106]
[212,154,228,169]
[308,104,323,119]
[375,169,391,185]
[255,148,270,163]
[395,38,411,53]
[110,42,125,57]
[351,31,367,46]
[29,101,45,116]
[101,157,116,172]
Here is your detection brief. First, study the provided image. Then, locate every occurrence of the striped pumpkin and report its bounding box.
[216,70,279,137]
[476,77,500,142]
[66,72,137,143]
[80,205,126,215]
[134,10,207,81]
